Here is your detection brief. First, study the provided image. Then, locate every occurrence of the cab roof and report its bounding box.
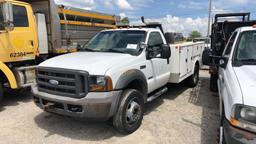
[102,28,161,33]
[236,26,256,32]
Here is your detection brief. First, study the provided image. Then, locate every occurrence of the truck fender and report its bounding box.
[0,61,18,89]
[115,69,148,102]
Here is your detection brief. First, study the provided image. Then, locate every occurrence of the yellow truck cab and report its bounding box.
[0,0,37,100]
[0,0,118,102]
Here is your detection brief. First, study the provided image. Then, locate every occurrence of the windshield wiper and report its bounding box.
[103,48,127,54]
[79,48,96,52]
[240,59,256,62]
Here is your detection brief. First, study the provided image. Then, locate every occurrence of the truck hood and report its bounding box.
[39,52,134,75]
[233,66,256,106]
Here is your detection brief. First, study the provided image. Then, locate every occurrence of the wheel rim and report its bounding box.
[125,98,142,126]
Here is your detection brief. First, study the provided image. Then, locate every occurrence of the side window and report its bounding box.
[148,32,164,47]
[13,5,29,27]
[223,32,237,56]
[0,5,4,30]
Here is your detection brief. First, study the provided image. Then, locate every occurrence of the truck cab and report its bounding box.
[0,0,38,63]
[204,26,256,143]
[0,0,38,102]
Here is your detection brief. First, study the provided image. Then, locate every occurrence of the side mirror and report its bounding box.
[218,57,228,68]
[1,2,14,31]
[160,44,171,59]
[146,44,171,60]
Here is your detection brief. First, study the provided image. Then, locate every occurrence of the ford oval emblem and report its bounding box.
[49,79,59,85]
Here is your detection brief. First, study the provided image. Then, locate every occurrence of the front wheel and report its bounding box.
[113,89,144,134]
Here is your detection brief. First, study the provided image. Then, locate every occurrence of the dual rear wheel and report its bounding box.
[188,64,200,87]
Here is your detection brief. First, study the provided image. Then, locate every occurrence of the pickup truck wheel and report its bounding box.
[113,89,144,134]
[210,74,218,92]
[188,64,199,87]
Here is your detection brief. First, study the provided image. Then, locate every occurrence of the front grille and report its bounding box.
[37,67,89,98]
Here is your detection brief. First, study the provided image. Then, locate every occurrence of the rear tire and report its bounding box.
[210,74,218,92]
[188,64,199,87]
[113,89,144,134]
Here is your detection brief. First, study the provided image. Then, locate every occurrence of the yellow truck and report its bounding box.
[0,0,118,102]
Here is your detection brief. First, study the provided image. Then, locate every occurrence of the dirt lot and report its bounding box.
[0,70,219,144]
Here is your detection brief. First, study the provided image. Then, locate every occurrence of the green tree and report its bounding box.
[121,17,129,24]
[189,31,202,39]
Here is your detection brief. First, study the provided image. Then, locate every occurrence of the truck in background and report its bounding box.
[32,23,205,134]
[203,13,256,143]
[204,13,256,92]
[0,0,118,102]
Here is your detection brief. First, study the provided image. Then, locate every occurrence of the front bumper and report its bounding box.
[32,85,122,120]
[224,118,256,144]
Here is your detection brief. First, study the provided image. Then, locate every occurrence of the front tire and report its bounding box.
[113,89,144,134]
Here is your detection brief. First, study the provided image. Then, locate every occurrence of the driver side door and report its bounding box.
[218,32,237,110]
[147,32,170,89]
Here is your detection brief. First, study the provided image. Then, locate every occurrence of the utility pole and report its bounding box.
[207,0,212,37]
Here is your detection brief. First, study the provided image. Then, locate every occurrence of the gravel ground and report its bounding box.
[0,70,219,144]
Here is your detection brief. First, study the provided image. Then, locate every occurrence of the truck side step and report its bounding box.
[147,87,168,102]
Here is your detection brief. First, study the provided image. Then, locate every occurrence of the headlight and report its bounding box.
[89,76,113,92]
[230,104,256,133]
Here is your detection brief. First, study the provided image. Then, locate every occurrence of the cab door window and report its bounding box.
[13,5,28,27]
[0,5,4,30]
[223,32,237,57]
[148,32,164,57]
[148,32,164,47]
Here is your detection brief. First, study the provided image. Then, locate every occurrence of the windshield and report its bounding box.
[234,31,256,65]
[81,30,146,55]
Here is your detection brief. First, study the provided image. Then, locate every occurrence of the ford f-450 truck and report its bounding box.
[32,28,205,134]
[204,25,256,143]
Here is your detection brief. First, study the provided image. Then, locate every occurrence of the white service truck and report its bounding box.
[204,26,256,143]
[32,27,204,134]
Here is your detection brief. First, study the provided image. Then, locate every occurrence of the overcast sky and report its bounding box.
[54,0,256,36]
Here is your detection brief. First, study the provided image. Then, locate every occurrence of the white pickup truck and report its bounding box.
[204,26,256,143]
[32,28,204,134]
